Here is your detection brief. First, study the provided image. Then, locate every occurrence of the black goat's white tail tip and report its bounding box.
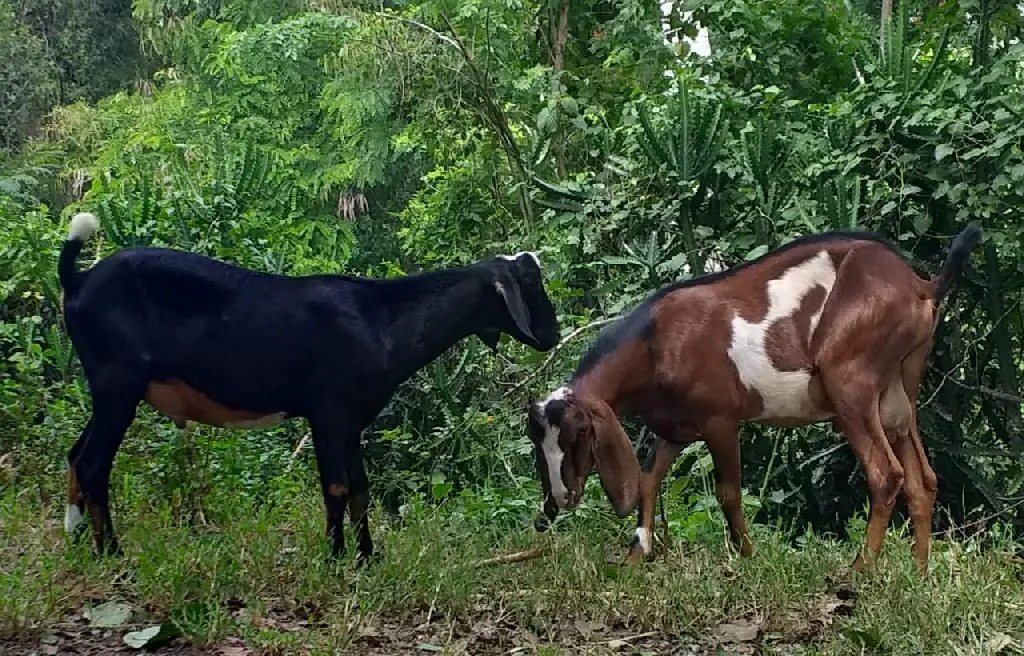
[67,212,99,243]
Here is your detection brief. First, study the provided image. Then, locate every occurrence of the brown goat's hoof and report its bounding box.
[616,547,648,567]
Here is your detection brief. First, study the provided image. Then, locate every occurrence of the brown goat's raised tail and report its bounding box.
[932,222,982,306]
[57,212,100,296]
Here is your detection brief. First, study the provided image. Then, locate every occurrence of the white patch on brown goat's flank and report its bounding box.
[727,250,837,420]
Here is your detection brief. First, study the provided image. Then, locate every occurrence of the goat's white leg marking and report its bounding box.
[65,504,84,533]
[635,526,652,555]
[224,412,288,429]
[538,386,571,508]
[728,250,837,419]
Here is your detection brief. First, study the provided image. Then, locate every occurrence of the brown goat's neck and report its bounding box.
[572,337,652,413]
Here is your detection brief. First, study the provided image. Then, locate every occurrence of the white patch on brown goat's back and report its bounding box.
[727,250,837,420]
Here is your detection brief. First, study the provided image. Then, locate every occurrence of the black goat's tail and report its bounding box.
[932,221,982,306]
[58,212,100,296]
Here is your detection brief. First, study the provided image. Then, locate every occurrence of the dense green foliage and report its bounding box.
[1,0,1023,576]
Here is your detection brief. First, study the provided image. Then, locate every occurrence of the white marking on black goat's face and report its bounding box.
[499,251,542,269]
[527,386,573,511]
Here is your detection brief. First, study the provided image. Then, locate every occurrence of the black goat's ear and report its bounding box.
[478,328,501,352]
[495,278,536,341]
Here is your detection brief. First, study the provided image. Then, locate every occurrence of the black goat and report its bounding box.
[58,212,560,561]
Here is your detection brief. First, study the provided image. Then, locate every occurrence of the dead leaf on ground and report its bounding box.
[712,618,761,644]
[123,622,181,650]
[217,636,252,655]
[573,618,607,639]
[84,600,133,628]
[985,633,1015,653]
[810,593,856,627]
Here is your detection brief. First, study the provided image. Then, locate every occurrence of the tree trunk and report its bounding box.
[551,0,570,179]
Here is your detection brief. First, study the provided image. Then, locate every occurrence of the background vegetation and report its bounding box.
[1,0,1023,652]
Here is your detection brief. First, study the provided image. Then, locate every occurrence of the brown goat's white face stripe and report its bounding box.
[537,386,571,508]
[727,250,837,420]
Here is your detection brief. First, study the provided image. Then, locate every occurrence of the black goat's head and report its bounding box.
[477,252,559,352]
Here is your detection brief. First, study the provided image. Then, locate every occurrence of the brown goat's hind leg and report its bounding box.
[705,420,752,557]
[894,421,936,571]
[625,438,682,564]
[885,346,937,572]
[904,345,937,571]
[834,404,904,571]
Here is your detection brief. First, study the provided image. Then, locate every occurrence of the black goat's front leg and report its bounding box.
[310,417,365,559]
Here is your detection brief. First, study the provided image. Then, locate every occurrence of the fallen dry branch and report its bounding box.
[474,545,549,567]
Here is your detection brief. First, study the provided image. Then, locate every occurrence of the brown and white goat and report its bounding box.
[527,225,981,571]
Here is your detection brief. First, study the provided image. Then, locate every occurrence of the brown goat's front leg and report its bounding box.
[625,439,682,564]
[704,420,752,557]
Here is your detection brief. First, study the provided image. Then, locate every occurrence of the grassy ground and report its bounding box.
[1,479,1023,656]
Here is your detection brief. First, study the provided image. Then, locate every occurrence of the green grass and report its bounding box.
[1,477,1023,655]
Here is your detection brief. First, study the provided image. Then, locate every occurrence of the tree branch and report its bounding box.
[501,316,618,399]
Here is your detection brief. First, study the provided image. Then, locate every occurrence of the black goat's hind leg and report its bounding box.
[70,381,141,555]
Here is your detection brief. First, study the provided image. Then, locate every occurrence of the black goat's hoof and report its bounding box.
[534,515,551,533]
[96,541,123,558]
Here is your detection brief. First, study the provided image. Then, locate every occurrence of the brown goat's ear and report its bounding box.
[588,401,640,518]
[494,276,536,341]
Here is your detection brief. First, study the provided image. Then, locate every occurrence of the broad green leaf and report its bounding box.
[536,107,556,133]
[744,244,770,261]
[935,144,954,162]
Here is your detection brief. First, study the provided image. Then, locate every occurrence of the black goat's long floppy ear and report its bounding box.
[478,328,500,351]
[587,400,640,518]
[495,275,536,341]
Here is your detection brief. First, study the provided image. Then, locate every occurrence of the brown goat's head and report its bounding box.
[527,387,640,531]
